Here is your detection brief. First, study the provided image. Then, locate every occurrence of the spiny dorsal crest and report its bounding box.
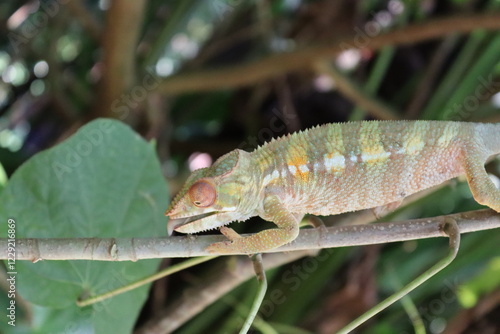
[212,150,241,176]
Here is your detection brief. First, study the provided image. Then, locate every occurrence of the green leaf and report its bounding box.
[0,119,169,333]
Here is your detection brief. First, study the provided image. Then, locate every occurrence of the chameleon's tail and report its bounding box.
[476,122,500,155]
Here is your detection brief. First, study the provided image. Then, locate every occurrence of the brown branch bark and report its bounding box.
[1,209,499,261]
[158,13,500,95]
[92,0,147,119]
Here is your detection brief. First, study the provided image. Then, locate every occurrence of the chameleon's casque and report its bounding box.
[166,121,500,254]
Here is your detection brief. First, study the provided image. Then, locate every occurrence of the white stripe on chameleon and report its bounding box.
[403,122,426,155]
[288,165,297,174]
[298,164,309,173]
[395,148,405,154]
[263,170,280,184]
[359,121,387,164]
[437,123,459,148]
[324,154,346,171]
[361,151,391,163]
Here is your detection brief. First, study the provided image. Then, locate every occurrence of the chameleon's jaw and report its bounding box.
[167,211,238,235]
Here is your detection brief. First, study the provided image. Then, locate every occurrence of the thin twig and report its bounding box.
[386,265,425,334]
[338,218,461,334]
[1,209,499,260]
[239,254,267,334]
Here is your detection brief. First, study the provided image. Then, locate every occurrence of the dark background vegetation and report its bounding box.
[1,0,500,333]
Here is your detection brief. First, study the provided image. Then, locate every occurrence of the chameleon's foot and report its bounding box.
[206,223,299,254]
[464,152,500,212]
[206,239,248,254]
[206,226,249,254]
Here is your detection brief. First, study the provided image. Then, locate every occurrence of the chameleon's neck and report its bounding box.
[476,123,500,155]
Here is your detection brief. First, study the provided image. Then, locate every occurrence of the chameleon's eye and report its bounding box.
[188,181,216,207]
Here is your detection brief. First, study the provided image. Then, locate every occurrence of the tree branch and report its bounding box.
[92,0,146,119]
[1,210,499,261]
[158,14,500,95]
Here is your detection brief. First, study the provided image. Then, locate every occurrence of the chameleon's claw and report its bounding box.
[204,226,244,254]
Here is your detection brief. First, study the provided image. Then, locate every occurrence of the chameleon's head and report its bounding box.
[166,149,259,235]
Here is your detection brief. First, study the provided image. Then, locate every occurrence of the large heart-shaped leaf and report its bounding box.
[0,119,168,333]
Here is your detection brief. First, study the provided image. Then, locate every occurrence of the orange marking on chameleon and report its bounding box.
[287,156,310,181]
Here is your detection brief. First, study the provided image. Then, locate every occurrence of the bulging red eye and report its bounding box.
[188,181,216,207]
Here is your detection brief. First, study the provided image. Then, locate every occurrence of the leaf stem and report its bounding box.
[77,256,217,307]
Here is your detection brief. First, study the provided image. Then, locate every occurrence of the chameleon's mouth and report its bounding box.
[167,211,225,235]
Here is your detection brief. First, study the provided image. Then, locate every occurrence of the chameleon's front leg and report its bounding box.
[464,153,500,212]
[206,195,300,254]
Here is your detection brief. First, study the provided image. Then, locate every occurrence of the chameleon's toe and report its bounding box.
[206,238,257,254]
[205,241,236,254]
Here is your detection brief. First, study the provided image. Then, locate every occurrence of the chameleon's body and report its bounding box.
[166,121,500,254]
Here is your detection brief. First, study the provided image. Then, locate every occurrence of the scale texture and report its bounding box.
[166,120,500,254]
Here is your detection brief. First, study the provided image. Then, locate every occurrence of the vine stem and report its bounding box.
[337,218,461,334]
[239,254,267,334]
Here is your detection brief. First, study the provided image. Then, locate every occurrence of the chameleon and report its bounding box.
[165,120,500,254]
